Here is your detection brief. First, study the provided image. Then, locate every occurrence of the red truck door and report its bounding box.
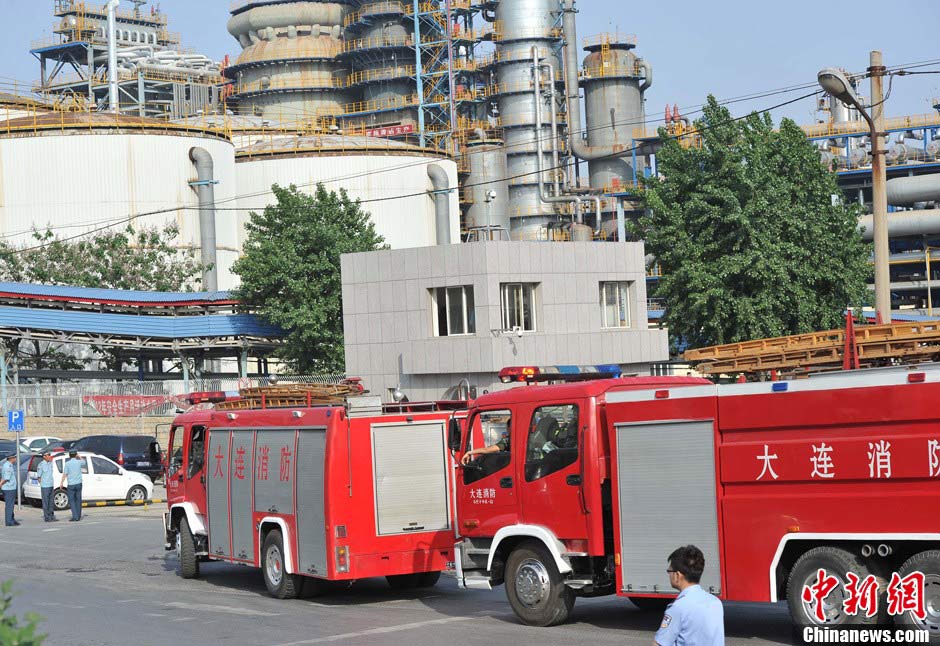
[458,408,519,535]
[167,424,207,515]
[517,401,588,540]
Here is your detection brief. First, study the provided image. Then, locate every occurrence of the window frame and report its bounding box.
[500,282,538,332]
[524,403,580,482]
[91,456,120,476]
[462,409,513,485]
[600,281,633,329]
[431,285,476,337]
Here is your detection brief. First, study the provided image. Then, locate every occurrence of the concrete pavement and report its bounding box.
[0,502,795,646]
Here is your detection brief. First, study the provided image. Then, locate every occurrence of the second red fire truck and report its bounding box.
[165,365,940,636]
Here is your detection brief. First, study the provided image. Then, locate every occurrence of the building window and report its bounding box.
[600,281,632,328]
[500,283,537,332]
[431,286,475,336]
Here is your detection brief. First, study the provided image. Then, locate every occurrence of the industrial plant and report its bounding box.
[4,1,940,316]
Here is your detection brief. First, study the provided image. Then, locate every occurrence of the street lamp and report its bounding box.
[818,53,890,323]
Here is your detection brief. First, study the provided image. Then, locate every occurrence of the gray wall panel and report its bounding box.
[230,430,255,561]
[296,429,328,575]
[207,430,232,558]
[616,421,721,594]
[254,430,296,515]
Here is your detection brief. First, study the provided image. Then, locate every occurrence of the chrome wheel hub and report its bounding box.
[266,545,283,587]
[175,531,182,559]
[515,558,550,609]
[910,573,940,631]
[801,571,848,624]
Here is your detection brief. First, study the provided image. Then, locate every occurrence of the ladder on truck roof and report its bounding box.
[683,318,940,377]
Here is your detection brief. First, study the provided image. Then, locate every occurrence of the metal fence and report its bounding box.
[3,375,346,418]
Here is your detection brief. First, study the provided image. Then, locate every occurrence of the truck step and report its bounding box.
[462,572,493,590]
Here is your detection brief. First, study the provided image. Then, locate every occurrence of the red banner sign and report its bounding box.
[366,124,415,138]
[83,395,185,418]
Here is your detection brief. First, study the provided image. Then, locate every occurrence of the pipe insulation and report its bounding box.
[887,175,940,207]
[858,209,940,240]
[427,164,451,245]
[189,147,219,291]
[107,0,120,112]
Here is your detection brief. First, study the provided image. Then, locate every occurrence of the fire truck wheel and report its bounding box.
[787,546,885,627]
[504,541,575,627]
[894,550,940,636]
[628,596,672,612]
[177,517,200,579]
[262,529,300,599]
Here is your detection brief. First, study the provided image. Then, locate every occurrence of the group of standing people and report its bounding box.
[0,450,84,526]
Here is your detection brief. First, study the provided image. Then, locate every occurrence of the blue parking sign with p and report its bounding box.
[7,410,24,432]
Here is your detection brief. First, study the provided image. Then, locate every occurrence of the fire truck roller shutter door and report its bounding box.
[207,430,233,558]
[230,431,255,562]
[296,428,328,577]
[615,420,721,595]
[372,422,450,536]
[255,430,296,516]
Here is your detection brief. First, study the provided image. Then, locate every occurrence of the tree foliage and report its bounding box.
[0,581,45,645]
[0,224,203,371]
[233,184,386,374]
[636,96,871,349]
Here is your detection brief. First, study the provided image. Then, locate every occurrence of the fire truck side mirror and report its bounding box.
[447,418,462,453]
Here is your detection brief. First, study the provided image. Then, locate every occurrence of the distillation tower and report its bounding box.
[222,0,654,241]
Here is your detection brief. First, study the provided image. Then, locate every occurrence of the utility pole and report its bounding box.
[869,50,890,323]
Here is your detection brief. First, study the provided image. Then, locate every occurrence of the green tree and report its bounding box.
[0,581,45,645]
[636,95,871,350]
[234,184,386,374]
[0,224,203,371]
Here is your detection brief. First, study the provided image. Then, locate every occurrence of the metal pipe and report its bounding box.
[638,59,653,92]
[560,0,630,161]
[427,164,452,245]
[533,48,582,224]
[860,544,874,557]
[888,174,940,206]
[877,543,893,557]
[107,0,121,113]
[857,209,940,239]
[189,147,219,291]
[546,62,561,196]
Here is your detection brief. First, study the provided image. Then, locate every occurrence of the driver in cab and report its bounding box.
[461,430,509,465]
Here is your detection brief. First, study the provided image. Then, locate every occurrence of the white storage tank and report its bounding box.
[0,112,240,289]
[235,133,459,250]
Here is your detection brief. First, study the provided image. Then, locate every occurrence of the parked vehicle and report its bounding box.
[164,395,458,595]
[0,439,33,457]
[44,439,77,453]
[24,452,153,510]
[19,436,61,453]
[70,435,161,481]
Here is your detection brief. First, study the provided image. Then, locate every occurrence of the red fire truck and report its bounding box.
[450,365,940,633]
[163,395,458,598]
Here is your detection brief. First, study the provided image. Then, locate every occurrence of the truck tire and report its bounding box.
[504,541,575,627]
[628,596,673,612]
[386,572,441,590]
[262,529,300,599]
[787,546,885,627]
[893,550,940,640]
[177,517,200,579]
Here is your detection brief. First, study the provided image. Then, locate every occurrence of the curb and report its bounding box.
[81,498,165,508]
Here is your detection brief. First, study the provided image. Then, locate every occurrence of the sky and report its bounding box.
[1,0,938,128]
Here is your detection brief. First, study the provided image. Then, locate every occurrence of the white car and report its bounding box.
[19,436,61,453]
[23,452,153,511]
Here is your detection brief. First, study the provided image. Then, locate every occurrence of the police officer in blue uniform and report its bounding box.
[654,545,724,646]
[37,451,57,522]
[60,451,84,522]
[1,453,19,526]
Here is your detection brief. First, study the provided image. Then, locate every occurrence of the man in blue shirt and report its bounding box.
[654,545,724,646]
[60,451,84,522]
[36,451,57,522]
[0,453,19,526]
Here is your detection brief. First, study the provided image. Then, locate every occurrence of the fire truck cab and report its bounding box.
[451,365,940,633]
[164,395,458,598]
